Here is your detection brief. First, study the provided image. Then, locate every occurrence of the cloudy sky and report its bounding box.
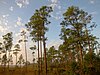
[0,0,100,63]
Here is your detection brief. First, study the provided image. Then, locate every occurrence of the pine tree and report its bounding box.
[26,6,53,75]
[60,6,98,75]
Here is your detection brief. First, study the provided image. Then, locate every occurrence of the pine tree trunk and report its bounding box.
[8,51,10,71]
[85,27,93,67]
[38,41,40,75]
[43,35,47,75]
[79,43,84,75]
[40,40,42,74]
[77,30,84,75]
[25,41,27,74]
[0,53,1,66]
[23,34,28,74]
[16,54,17,66]
[3,53,7,74]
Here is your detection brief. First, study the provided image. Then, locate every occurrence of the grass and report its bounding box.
[0,64,66,75]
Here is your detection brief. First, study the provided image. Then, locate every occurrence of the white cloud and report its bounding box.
[14,24,18,27]
[49,3,57,9]
[18,17,22,21]
[51,14,62,20]
[90,11,98,15]
[48,0,60,10]
[16,17,24,26]
[47,40,62,49]
[15,33,20,37]
[90,1,94,4]
[58,5,61,9]
[2,15,6,18]
[15,0,29,8]
[0,14,9,29]
[51,0,58,4]
[5,22,7,26]
[48,0,62,20]
[0,21,1,24]
[0,25,8,33]
[90,0,95,4]
[9,6,14,11]
[16,21,22,26]
[2,14,9,18]
[17,3,23,8]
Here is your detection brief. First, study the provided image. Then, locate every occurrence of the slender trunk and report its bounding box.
[79,44,83,65]
[77,29,84,75]
[38,41,40,75]
[0,53,1,66]
[85,28,93,67]
[4,52,7,74]
[40,40,42,74]
[5,51,7,70]
[43,35,47,75]
[24,35,27,74]
[16,54,17,66]
[79,43,84,75]
[8,51,10,69]
[89,42,93,67]
[20,62,22,75]
[25,42,27,74]
[42,17,47,75]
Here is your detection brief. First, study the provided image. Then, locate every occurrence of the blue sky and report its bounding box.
[0,0,100,62]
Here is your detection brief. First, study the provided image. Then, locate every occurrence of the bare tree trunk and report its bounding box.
[2,53,7,75]
[43,35,47,75]
[40,40,42,74]
[16,54,17,66]
[25,41,27,74]
[85,27,93,67]
[79,43,84,75]
[77,30,84,75]
[0,53,1,66]
[5,52,7,72]
[20,63,22,75]
[38,41,40,75]
[8,51,11,75]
